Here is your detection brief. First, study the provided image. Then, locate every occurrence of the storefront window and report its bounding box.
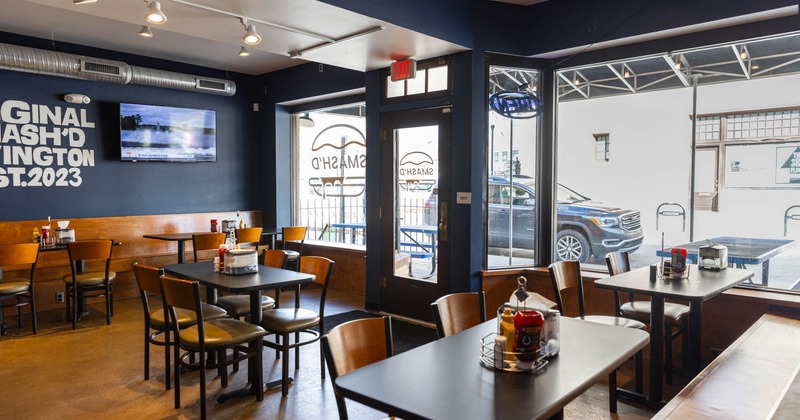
[293,103,367,247]
[486,65,540,268]
[554,32,800,292]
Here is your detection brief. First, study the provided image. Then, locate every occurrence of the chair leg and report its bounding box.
[72,288,79,330]
[30,292,37,334]
[218,349,228,388]
[281,332,290,396]
[17,297,24,328]
[608,371,618,413]
[295,331,300,371]
[144,328,150,380]
[64,286,71,322]
[635,350,643,394]
[199,350,207,420]
[681,321,689,372]
[0,306,6,336]
[105,286,112,326]
[164,330,172,390]
[173,334,181,409]
[255,339,264,402]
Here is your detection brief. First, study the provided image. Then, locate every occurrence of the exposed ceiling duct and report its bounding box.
[0,42,236,96]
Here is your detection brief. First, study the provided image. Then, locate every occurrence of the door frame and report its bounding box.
[379,106,452,321]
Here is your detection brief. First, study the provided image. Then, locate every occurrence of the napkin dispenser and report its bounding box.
[699,244,728,271]
[223,249,258,275]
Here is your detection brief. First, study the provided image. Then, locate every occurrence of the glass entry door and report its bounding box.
[380,107,451,320]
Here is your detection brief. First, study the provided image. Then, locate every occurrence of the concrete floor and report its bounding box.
[0,288,670,419]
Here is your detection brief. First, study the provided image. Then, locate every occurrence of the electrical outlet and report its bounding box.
[55,292,64,304]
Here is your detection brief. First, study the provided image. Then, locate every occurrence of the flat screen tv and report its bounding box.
[119,103,216,162]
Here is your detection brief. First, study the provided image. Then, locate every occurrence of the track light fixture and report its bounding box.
[145,1,167,25]
[238,46,250,57]
[139,26,154,38]
[241,19,261,45]
[73,0,98,4]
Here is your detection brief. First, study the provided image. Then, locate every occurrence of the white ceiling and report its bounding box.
[0,0,471,75]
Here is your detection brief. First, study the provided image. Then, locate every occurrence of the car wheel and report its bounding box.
[556,230,590,263]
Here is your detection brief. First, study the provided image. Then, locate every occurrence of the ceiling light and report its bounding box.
[74,0,98,4]
[238,46,250,57]
[299,113,315,128]
[624,71,631,78]
[138,26,153,38]
[145,1,167,24]
[242,20,261,45]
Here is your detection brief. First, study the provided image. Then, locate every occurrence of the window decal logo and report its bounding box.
[308,124,366,198]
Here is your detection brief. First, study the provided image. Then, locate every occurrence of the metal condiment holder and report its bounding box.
[479,333,548,373]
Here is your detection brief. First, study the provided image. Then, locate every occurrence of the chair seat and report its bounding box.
[179,318,266,350]
[149,303,228,330]
[62,271,117,287]
[260,308,320,333]
[284,250,300,258]
[215,294,276,317]
[620,301,690,326]
[0,280,29,294]
[581,315,646,330]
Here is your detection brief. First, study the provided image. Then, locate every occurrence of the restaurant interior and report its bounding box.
[2,1,800,419]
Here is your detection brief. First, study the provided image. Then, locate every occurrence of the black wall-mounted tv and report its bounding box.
[120,103,216,162]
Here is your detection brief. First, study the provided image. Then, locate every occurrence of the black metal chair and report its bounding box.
[606,251,690,384]
[549,260,646,413]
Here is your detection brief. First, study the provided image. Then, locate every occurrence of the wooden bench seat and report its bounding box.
[654,313,800,419]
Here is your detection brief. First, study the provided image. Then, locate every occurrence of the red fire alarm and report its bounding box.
[391,59,417,81]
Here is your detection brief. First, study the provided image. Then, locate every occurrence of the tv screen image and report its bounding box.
[120,103,216,162]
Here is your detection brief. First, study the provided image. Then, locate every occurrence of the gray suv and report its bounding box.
[487,176,643,263]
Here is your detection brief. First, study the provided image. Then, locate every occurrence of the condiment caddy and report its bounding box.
[479,276,560,373]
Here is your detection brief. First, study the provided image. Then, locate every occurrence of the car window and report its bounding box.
[512,186,533,205]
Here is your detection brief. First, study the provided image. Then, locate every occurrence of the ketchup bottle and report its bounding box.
[514,310,544,362]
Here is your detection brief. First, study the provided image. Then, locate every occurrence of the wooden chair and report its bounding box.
[191,233,226,262]
[131,263,227,390]
[321,316,393,420]
[236,227,262,249]
[260,255,334,396]
[548,260,645,413]
[0,243,39,335]
[160,274,267,419]
[606,251,690,384]
[281,226,307,271]
[63,240,115,329]
[431,291,486,338]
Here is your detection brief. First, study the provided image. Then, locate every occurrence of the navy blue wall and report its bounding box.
[0,33,261,221]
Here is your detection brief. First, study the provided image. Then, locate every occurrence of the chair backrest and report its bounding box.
[282,226,307,251]
[321,316,393,420]
[132,262,163,322]
[548,260,586,318]
[132,262,162,296]
[299,256,334,315]
[236,227,262,248]
[192,232,226,262]
[605,251,634,316]
[262,249,288,269]
[159,275,205,350]
[66,240,113,279]
[605,251,631,275]
[431,291,486,338]
[0,243,40,281]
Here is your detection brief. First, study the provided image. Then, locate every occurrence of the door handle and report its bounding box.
[438,201,448,242]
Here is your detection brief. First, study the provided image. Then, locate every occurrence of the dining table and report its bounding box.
[335,317,649,419]
[162,260,314,401]
[145,227,282,264]
[594,265,754,406]
[655,236,794,286]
